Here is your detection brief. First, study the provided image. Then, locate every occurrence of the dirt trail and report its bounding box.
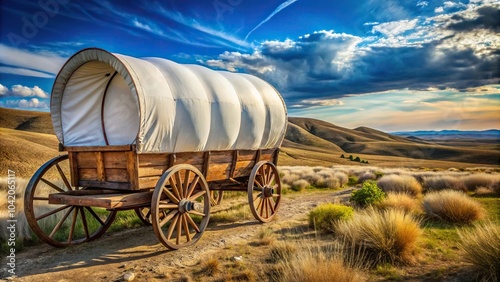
[3,190,353,282]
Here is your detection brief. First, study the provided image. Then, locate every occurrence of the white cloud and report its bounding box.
[0,44,66,77]
[0,66,55,78]
[5,98,48,109]
[363,22,380,26]
[295,99,344,108]
[0,84,8,95]
[372,19,418,37]
[1,84,49,98]
[435,7,444,13]
[417,1,428,7]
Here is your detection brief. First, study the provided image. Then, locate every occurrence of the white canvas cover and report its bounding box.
[51,48,287,153]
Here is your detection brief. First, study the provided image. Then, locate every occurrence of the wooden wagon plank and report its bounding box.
[63,145,134,152]
[78,180,131,190]
[138,166,167,177]
[126,151,139,190]
[138,154,169,166]
[95,152,105,182]
[210,151,233,163]
[68,152,79,187]
[48,191,152,209]
[105,168,129,182]
[206,163,231,182]
[103,152,128,168]
[76,152,97,168]
[238,150,256,161]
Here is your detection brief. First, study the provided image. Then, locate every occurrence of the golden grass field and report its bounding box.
[1,108,499,281]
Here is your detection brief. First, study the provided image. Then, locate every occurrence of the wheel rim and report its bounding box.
[248,161,282,223]
[24,155,116,247]
[151,164,210,250]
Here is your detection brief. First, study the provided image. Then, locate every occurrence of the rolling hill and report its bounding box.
[0,108,498,179]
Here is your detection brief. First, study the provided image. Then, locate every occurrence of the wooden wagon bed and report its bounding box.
[65,145,279,191]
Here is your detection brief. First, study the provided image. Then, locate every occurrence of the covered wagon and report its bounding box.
[24,48,287,250]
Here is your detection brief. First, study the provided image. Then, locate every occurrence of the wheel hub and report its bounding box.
[263,187,274,198]
[178,199,196,213]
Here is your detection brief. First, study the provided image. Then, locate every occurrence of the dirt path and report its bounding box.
[3,189,353,282]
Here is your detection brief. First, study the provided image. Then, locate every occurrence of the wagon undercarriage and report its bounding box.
[24,146,282,250]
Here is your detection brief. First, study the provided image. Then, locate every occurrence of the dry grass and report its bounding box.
[458,221,500,282]
[377,175,422,197]
[375,192,423,215]
[422,175,466,192]
[461,174,500,192]
[336,208,422,265]
[268,241,298,263]
[199,257,221,276]
[273,244,367,282]
[291,179,309,191]
[256,227,276,246]
[279,166,348,190]
[423,190,485,224]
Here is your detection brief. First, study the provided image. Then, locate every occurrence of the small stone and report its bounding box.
[123,272,135,281]
[233,256,243,261]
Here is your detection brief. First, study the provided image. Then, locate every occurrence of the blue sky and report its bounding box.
[0,0,498,131]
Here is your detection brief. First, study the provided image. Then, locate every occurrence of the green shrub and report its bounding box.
[458,221,500,282]
[348,175,359,186]
[354,156,361,162]
[340,154,345,158]
[351,181,385,207]
[308,203,354,233]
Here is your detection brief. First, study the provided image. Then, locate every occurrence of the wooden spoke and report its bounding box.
[253,193,263,202]
[67,208,78,243]
[174,171,184,198]
[269,198,275,214]
[169,177,182,201]
[268,173,276,186]
[55,163,72,191]
[80,207,90,240]
[189,190,206,201]
[253,179,264,190]
[36,205,70,221]
[159,210,178,228]
[85,207,105,226]
[185,214,201,233]
[176,215,182,245]
[182,214,191,242]
[40,178,65,193]
[159,203,179,209]
[183,170,190,198]
[187,210,205,217]
[186,175,200,198]
[166,214,180,240]
[48,206,74,238]
[162,187,179,204]
[255,197,263,211]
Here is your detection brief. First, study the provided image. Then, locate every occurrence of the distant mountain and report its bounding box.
[391,129,500,140]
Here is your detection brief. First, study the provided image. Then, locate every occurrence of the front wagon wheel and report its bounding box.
[248,161,282,223]
[24,155,116,247]
[151,164,210,250]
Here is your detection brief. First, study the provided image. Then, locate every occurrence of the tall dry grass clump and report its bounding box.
[377,175,422,197]
[461,173,500,192]
[423,190,485,224]
[422,175,465,192]
[458,221,500,282]
[279,166,348,190]
[273,244,366,282]
[375,192,422,215]
[336,208,422,265]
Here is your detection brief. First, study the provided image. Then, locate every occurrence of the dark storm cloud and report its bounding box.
[205,4,500,107]
[448,6,500,32]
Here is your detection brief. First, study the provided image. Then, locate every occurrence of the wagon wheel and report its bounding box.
[24,155,116,247]
[151,164,210,250]
[209,191,224,206]
[248,161,282,223]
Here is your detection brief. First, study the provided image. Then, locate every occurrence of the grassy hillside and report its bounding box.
[288,117,500,165]
[0,108,53,134]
